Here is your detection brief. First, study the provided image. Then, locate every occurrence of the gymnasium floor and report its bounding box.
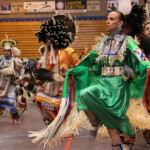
[0,102,149,150]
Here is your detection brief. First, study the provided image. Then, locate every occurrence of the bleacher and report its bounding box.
[0,20,107,58]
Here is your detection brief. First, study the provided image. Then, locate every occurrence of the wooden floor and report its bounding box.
[0,103,149,150]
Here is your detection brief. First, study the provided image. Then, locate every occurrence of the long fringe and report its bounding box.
[127,98,150,130]
[62,105,87,136]
[28,100,88,149]
[80,98,150,141]
[28,95,70,149]
[29,97,150,148]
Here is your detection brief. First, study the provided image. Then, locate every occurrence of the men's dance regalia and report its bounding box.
[0,36,24,123]
[35,46,79,125]
[29,13,80,143]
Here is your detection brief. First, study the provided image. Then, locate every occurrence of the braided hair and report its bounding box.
[36,14,76,49]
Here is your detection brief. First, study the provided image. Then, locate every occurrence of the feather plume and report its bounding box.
[5,32,8,40]
[12,47,21,56]
[145,2,149,18]
[28,95,70,149]
[118,0,132,15]
[35,14,76,49]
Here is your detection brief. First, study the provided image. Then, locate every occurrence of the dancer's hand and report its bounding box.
[18,76,23,81]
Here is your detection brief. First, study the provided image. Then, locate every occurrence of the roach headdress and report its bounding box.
[1,33,21,56]
[36,14,76,49]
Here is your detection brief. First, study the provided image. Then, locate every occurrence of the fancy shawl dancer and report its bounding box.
[0,34,24,124]
[62,11,150,150]
[29,13,80,148]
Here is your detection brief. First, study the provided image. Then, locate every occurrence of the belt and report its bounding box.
[102,66,124,77]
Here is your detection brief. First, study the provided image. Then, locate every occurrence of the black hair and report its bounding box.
[116,11,125,22]
[116,11,125,27]
[124,5,146,37]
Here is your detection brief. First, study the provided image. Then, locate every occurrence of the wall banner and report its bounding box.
[87,1,100,11]
[0,2,11,14]
[107,0,118,12]
[107,0,139,12]
[24,1,55,14]
[55,0,87,13]
[11,3,24,13]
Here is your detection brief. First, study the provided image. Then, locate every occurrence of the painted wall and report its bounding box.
[0,0,145,19]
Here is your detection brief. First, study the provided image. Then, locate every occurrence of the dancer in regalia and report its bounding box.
[0,34,24,124]
[33,14,80,125]
[63,11,150,150]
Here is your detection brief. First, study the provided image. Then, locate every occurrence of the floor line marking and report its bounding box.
[64,137,74,150]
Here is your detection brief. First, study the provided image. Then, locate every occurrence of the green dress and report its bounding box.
[62,34,150,137]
